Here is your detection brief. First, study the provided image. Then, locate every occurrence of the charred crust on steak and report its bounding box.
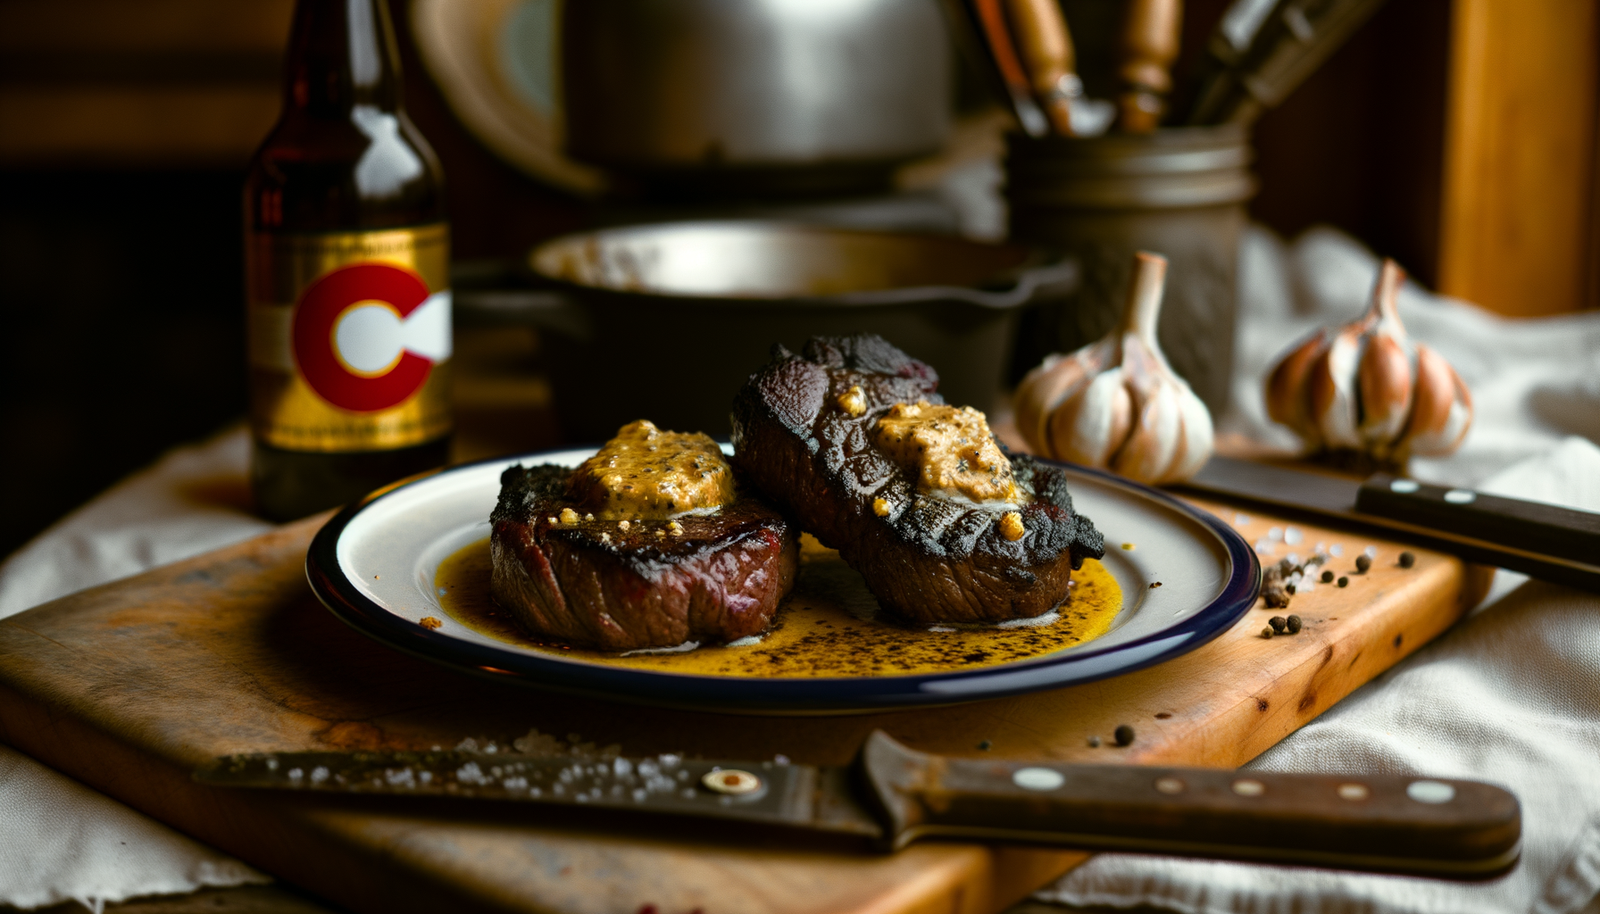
[731,334,1104,624]
[489,463,799,652]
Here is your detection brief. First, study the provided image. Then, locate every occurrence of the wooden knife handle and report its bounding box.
[1003,0,1078,135]
[858,731,1521,879]
[1116,0,1183,132]
[1356,474,1600,569]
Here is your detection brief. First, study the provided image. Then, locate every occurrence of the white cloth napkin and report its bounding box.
[1035,227,1600,914]
[0,430,272,911]
[0,429,272,620]
[0,746,266,912]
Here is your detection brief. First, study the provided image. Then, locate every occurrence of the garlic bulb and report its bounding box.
[1013,251,1214,484]
[1264,259,1472,464]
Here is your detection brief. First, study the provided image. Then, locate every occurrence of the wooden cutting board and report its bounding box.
[0,499,1490,914]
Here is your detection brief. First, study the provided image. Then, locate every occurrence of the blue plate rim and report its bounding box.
[305,452,1262,713]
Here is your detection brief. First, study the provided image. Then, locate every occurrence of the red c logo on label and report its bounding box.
[293,263,433,412]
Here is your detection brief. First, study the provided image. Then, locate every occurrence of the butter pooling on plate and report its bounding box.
[439,535,1123,677]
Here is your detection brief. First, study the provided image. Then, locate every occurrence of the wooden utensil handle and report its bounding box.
[1117,0,1183,132]
[859,731,1521,879]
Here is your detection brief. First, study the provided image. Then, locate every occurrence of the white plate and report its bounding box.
[307,449,1260,713]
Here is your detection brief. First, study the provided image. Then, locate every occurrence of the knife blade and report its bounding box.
[196,730,1520,879]
[1180,455,1600,592]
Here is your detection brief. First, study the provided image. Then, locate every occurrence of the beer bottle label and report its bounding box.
[246,224,451,453]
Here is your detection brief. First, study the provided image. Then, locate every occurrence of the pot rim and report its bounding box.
[526,220,1075,311]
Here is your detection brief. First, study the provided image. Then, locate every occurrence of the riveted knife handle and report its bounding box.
[1357,474,1600,569]
[856,731,1520,879]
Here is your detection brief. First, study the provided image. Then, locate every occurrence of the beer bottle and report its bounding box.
[244,0,451,522]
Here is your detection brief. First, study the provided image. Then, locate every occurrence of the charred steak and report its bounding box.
[490,422,799,651]
[731,335,1104,624]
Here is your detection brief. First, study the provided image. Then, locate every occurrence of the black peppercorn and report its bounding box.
[977,739,992,751]
[1356,554,1372,573]
[1286,614,1302,634]
[1114,724,1135,747]
[1087,735,1101,748]
[1399,551,1416,569]
[1286,582,1297,595]
[1269,616,1287,633]
[1321,570,1334,583]
[1338,576,1349,587]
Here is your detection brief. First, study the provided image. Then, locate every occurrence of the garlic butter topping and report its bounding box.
[874,401,1020,505]
[566,420,734,519]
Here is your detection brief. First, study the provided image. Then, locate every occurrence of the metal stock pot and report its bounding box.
[560,0,953,195]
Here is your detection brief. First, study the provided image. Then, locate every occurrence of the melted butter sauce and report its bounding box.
[434,535,1122,678]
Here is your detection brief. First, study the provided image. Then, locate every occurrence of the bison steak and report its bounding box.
[490,463,799,651]
[731,334,1104,624]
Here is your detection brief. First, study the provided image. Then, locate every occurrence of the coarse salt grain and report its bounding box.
[1285,527,1304,545]
[1268,527,1284,541]
[1235,513,1252,526]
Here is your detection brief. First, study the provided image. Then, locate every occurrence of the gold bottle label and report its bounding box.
[247,224,451,453]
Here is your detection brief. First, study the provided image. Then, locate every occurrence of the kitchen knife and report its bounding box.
[1180,0,1279,124]
[1187,0,1388,125]
[1180,455,1600,592]
[197,730,1520,879]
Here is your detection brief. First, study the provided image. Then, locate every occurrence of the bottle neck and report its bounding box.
[283,0,404,115]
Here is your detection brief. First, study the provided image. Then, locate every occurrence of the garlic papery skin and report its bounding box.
[1264,258,1473,465]
[1013,251,1214,485]
[1406,343,1473,455]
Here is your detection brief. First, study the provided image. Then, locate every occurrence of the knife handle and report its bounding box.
[1356,474,1600,570]
[857,732,1520,879]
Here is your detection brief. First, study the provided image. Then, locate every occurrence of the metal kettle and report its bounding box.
[561,0,953,195]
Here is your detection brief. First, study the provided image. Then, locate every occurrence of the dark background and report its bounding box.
[0,0,1451,559]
